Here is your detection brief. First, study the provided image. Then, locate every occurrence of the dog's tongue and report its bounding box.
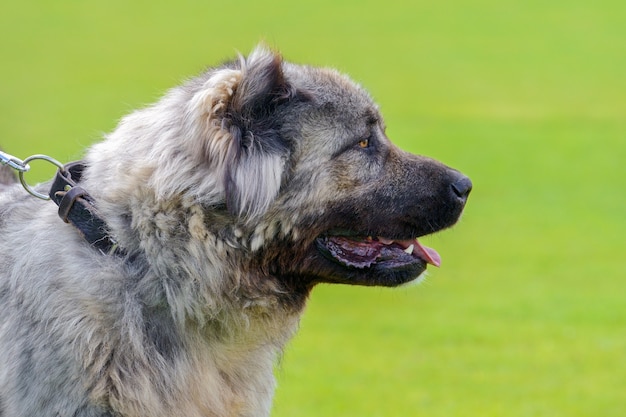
[379,237,441,267]
[405,239,441,267]
[322,236,442,268]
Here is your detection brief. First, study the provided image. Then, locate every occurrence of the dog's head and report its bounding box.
[86,45,471,290]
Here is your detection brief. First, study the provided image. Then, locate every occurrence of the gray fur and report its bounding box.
[0,45,469,416]
[0,158,17,189]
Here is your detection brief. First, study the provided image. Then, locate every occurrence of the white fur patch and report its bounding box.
[230,152,285,220]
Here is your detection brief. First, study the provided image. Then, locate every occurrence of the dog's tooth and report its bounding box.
[404,244,414,254]
[378,237,394,245]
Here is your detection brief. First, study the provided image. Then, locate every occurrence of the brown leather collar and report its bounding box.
[49,161,124,256]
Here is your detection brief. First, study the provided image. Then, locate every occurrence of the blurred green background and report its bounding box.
[1,1,624,416]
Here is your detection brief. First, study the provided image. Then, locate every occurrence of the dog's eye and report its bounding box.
[358,138,370,149]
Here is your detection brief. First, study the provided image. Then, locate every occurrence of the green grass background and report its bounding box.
[1,1,624,415]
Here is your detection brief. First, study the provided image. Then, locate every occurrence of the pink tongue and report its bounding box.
[413,240,441,267]
[380,237,442,267]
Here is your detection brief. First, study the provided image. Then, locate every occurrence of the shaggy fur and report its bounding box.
[0,46,470,417]
[0,167,15,187]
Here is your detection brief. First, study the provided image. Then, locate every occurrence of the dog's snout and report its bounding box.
[450,175,472,203]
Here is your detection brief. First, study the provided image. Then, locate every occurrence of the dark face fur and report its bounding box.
[215,53,472,290]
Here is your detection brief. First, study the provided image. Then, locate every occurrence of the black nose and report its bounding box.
[451,175,472,203]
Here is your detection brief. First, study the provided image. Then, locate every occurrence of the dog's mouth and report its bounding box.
[315,234,441,285]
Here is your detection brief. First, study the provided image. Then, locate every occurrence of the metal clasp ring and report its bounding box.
[0,150,30,172]
[18,154,65,200]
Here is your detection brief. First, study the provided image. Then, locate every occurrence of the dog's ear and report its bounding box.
[188,45,298,219]
[221,46,297,219]
[229,45,296,125]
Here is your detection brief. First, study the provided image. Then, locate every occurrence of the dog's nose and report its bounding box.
[450,175,472,204]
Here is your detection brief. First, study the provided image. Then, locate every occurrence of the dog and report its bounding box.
[0,45,471,417]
